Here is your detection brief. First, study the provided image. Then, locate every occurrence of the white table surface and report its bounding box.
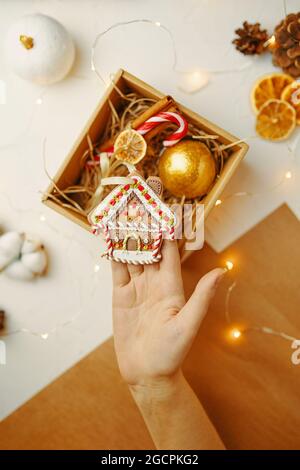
[0,0,299,420]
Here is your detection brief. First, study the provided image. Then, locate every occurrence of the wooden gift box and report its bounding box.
[42,69,248,259]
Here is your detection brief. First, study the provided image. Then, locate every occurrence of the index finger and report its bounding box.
[111,260,130,287]
[159,240,181,276]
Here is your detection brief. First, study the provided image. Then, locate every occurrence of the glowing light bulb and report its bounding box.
[155,21,161,27]
[215,199,222,206]
[285,170,292,179]
[178,69,211,94]
[36,97,42,105]
[39,214,46,222]
[94,264,100,273]
[41,333,49,340]
[230,328,241,340]
[269,35,276,45]
[266,35,276,51]
[225,260,234,271]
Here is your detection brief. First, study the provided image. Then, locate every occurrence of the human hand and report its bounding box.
[112,241,225,390]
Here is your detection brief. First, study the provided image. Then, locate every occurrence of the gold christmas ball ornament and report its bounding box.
[158,140,216,199]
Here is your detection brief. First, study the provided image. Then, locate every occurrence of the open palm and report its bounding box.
[112,241,224,387]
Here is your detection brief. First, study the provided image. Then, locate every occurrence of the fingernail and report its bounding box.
[214,268,227,287]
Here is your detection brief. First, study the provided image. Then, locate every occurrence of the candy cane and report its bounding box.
[137,112,188,147]
[103,224,113,257]
[152,230,163,259]
[92,225,101,235]
[94,111,188,161]
[169,226,175,241]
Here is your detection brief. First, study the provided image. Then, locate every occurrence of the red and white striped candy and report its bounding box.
[103,224,113,257]
[92,225,101,235]
[169,226,175,240]
[102,111,188,156]
[136,111,188,147]
[152,230,162,259]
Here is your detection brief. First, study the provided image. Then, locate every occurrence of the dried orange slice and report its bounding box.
[114,129,147,164]
[251,73,294,113]
[281,82,300,125]
[256,99,296,141]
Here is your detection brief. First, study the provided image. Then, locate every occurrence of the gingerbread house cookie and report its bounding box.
[89,174,176,264]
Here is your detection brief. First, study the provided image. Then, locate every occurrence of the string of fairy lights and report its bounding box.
[216,134,298,344]
[90,18,253,91]
[0,4,299,359]
[215,135,299,207]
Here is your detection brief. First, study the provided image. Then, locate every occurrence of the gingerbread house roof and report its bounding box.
[88,174,176,232]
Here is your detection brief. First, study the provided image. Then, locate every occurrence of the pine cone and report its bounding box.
[232,21,269,55]
[273,13,300,78]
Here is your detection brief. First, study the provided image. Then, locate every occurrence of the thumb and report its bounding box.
[178,267,226,335]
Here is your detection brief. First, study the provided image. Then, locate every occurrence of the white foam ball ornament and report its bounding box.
[0,231,48,281]
[5,13,75,85]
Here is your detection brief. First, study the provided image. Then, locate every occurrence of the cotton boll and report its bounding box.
[22,249,47,275]
[0,252,13,271]
[0,232,48,281]
[21,238,41,254]
[5,260,35,281]
[0,231,48,280]
[0,232,24,261]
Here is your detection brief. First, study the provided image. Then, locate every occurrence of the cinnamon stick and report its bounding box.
[131,95,174,129]
[99,95,176,151]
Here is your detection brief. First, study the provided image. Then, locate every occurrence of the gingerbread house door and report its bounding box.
[124,233,141,251]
